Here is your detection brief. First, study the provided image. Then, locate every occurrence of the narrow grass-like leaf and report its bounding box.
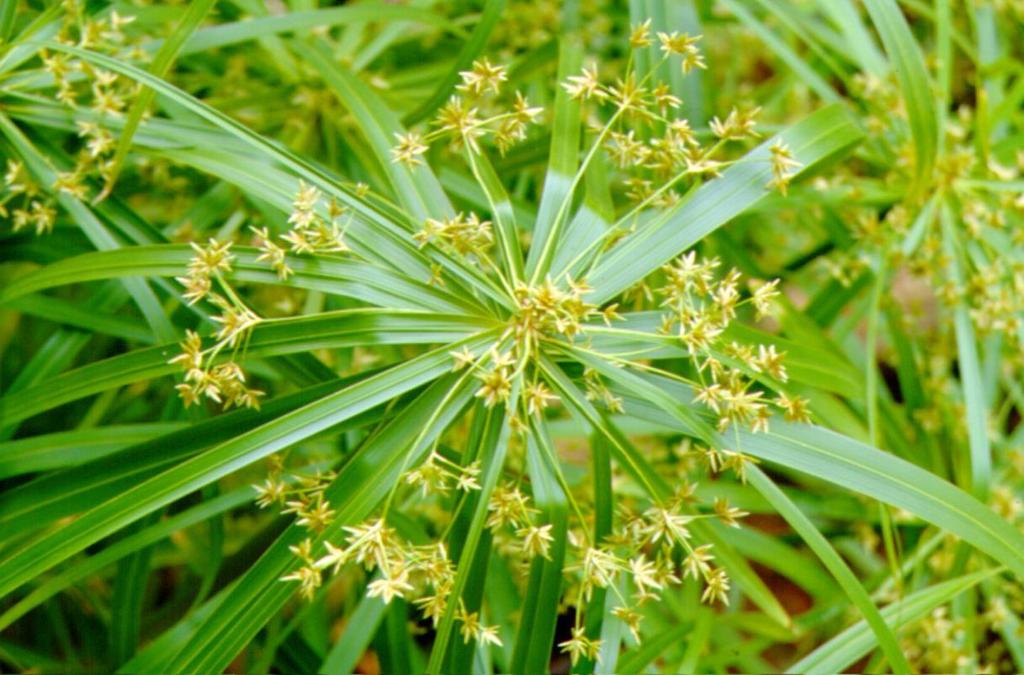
[573,431,613,675]
[862,0,938,190]
[445,403,500,674]
[402,0,505,125]
[525,37,583,275]
[167,374,478,673]
[5,5,1020,672]
[791,571,995,673]
[720,0,840,102]
[720,523,837,601]
[0,487,249,631]
[302,40,451,222]
[0,244,480,314]
[427,403,514,675]
[118,583,233,673]
[617,623,691,675]
[0,309,490,427]
[0,375,388,539]
[37,42,476,297]
[982,581,1024,672]
[0,334,495,600]
[5,294,153,343]
[0,4,60,73]
[510,424,568,674]
[99,0,216,198]
[179,6,456,56]
[0,112,176,342]
[109,513,161,665]
[748,0,852,80]
[0,0,15,42]
[814,0,888,75]
[0,284,130,441]
[941,203,991,498]
[618,371,1024,578]
[374,601,414,675]
[0,423,182,478]
[549,151,613,279]
[320,594,387,675]
[746,464,910,674]
[540,358,793,629]
[589,104,863,303]
[463,145,524,283]
[747,424,1024,577]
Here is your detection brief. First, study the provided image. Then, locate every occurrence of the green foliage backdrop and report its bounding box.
[1,0,1023,673]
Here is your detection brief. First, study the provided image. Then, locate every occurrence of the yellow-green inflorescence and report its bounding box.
[167,21,808,659]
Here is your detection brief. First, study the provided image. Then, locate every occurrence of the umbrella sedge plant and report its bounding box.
[0,1,1022,673]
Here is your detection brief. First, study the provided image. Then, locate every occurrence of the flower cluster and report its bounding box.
[255,462,337,527]
[250,181,351,281]
[560,24,790,211]
[391,58,543,165]
[2,161,57,235]
[891,508,1024,673]
[261,19,830,664]
[557,488,747,665]
[899,580,1024,674]
[48,5,143,108]
[768,140,801,195]
[462,348,514,408]
[274,448,503,646]
[655,252,809,433]
[451,275,625,423]
[166,182,364,412]
[414,211,493,260]
[256,460,343,599]
[169,331,260,410]
[447,275,619,418]
[817,58,1024,458]
[405,449,482,495]
[304,520,433,603]
[176,239,233,305]
[487,483,554,561]
[170,240,263,410]
[40,4,152,198]
[583,367,625,414]
[510,278,604,350]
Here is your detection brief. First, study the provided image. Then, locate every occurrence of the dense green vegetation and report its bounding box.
[1,0,1023,672]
